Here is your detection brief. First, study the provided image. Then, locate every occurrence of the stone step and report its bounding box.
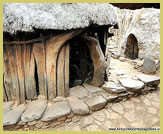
[41,101,70,122]
[119,78,144,92]
[3,104,26,126]
[21,100,47,122]
[69,86,89,99]
[136,74,160,87]
[102,81,126,93]
[85,96,107,111]
[68,96,89,115]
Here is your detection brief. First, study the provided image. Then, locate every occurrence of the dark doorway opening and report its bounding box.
[124,34,139,59]
[69,37,93,88]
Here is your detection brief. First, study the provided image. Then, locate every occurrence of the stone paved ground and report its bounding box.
[35,58,160,131]
[35,90,160,131]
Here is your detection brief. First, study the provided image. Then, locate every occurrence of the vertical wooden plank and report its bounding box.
[5,45,20,104]
[3,83,8,102]
[64,43,70,97]
[3,45,14,101]
[57,45,66,96]
[15,45,26,104]
[33,42,47,99]
[23,44,36,100]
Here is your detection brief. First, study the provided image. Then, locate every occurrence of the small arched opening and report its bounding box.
[124,34,139,59]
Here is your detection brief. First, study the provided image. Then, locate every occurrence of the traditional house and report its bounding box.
[3,3,118,104]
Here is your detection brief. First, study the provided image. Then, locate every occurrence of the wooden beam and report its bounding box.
[81,35,107,87]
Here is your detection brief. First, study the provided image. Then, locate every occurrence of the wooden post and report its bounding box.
[81,35,107,87]
[23,44,37,100]
[33,42,47,99]
[15,45,26,104]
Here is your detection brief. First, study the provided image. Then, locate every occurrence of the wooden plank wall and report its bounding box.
[3,41,70,103]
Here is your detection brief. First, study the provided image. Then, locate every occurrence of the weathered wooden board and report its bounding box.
[5,45,20,104]
[15,45,26,104]
[57,45,66,96]
[3,45,14,101]
[3,84,8,102]
[33,42,47,99]
[82,35,107,87]
[23,44,36,100]
[64,43,70,97]
[46,30,83,100]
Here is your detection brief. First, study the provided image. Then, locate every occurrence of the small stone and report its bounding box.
[124,110,138,122]
[121,101,135,109]
[142,56,156,74]
[112,52,120,59]
[118,93,128,98]
[53,96,67,102]
[3,104,26,126]
[119,78,144,92]
[72,116,81,123]
[67,112,74,119]
[21,100,47,122]
[67,96,89,115]
[69,86,89,99]
[85,96,107,111]
[83,83,103,93]
[71,126,81,131]
[57,116,66,121]
[65,118,72,123]
[102,82,126,93]
[51,122,61,128]
[3,101,14,112]
[93,111,105,122]
[119,57,126,62]
[28,121,37,126]
[35,121,44,129]
[17,120,26,126]
[136,74,160,87]
[86,125,100,131]
[104,110,121,119]
[101,92,118,102]
[80,116,93,128]
[38,95,46,100]
[111,103,124,114]
[41,101,70,121]
[73,80,82,87]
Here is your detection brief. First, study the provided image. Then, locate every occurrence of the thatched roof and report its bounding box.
[3,3,118,34]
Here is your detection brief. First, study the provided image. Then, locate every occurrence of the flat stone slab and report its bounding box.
[119,78,144,92]
[136,74,160,86]
[3,104,26,126]
[83,84,103,93]
[41,101,70,121]
[102,82,126,93]
[21,100,47,122]
[85,96,106,111]
[68,96,89,115]
[142,56,156,74]
[3,101,14,112]
[69,86,89,99]
[101,92,118,102]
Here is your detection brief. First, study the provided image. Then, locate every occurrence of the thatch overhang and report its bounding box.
[3,3,118,35]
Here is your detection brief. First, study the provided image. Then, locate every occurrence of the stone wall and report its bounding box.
[109,8,160,60]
